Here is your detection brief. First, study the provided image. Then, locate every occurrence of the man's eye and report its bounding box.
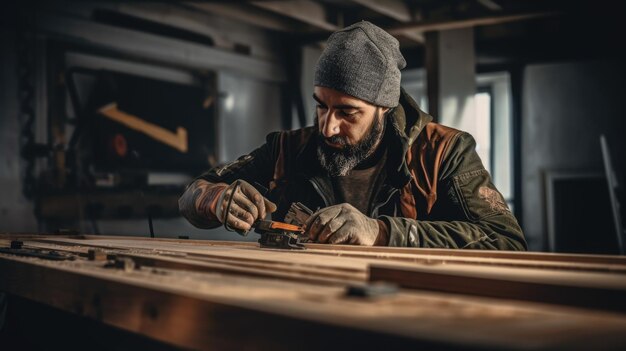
[339,110,357,118]
[316,104,327,110]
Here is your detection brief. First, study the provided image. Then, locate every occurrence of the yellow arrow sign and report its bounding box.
[98,102,188,153]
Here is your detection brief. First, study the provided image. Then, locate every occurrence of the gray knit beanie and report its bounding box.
[314,21,406,108]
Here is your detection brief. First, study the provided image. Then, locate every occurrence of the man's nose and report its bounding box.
[322,112,340,138]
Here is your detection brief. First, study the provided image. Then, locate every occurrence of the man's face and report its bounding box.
[313,86,389,176]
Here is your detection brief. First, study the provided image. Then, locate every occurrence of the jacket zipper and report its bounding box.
[370,187,399,217]
[309,176,398,216]
[308,178,330,208]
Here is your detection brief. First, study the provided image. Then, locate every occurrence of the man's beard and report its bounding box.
[315,109,386,177]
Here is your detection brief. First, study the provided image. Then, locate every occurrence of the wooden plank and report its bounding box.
[351,0,412,22]
[303,242,626,266]
[370,263,626,313]
[300,247,626,274]
[36,13,287,82]
[477,0,503,11]
[20,234,626,266]
[0,255,390,350]
[188,2,297,32]
[17,240,365,285]
[251,1,337,32]
[10,235,626,276]
[350,0,424,44]
[387,12,558,35]
[98,102,189,153]
[38,236,626,282]
[3,253,626,349]
[48,241,626,274]
[32,237,372,272]
[9,235,626,313]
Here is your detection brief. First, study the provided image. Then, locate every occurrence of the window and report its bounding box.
[400,69,428,112]
[475,88,492,175]
[476,72,514,212]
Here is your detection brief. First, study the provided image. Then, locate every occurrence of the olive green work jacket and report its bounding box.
[181,88,526,250]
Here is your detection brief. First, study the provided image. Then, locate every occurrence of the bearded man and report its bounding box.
[178,21,526,250]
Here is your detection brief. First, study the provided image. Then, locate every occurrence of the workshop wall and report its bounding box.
[522,59,626,251]
[0,4,287,241]
[0,29,37,233]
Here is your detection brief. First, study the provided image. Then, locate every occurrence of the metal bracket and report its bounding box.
[0,241,76,261]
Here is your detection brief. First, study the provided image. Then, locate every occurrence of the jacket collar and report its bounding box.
[392,87,433,147]
[385,87,433,188]
[294,87,433,189]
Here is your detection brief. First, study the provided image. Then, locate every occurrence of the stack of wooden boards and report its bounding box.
[1,233,626,350]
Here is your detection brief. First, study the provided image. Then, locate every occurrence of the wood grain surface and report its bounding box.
[2,233,626,350]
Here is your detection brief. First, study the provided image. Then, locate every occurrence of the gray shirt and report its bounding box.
[332,150,387,214]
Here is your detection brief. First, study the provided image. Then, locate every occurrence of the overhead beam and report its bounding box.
[400,31,425,44]
[251,0,337,32]
[477,0,503,11]
[388,12,558,35]
[186,2,297,32]
[350,0,412,22]
[349,0,424,44]
[36,13,287,82]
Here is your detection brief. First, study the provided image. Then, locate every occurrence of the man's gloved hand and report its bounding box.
[216,180,277,232]
[304,203,388,246]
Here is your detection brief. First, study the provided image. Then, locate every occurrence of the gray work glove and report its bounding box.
[216,179,277,233]
[304,203,388,246]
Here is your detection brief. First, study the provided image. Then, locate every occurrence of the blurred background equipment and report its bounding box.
[39,65,218,234]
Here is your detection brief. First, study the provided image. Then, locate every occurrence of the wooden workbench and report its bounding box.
[1,233,626,350]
